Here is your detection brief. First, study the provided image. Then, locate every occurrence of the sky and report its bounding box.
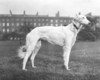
[0,0,100,17]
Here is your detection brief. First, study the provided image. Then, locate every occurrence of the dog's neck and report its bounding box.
[72,20,82,31]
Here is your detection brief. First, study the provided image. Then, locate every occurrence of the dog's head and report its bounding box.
[74,13,90,25]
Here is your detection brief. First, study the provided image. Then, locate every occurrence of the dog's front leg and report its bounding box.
[63,46,71,70]
[71,36,76,48]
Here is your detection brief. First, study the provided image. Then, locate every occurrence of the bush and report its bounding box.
[78,30,97,41]
[1,33,9,40]
[0,32,25,41]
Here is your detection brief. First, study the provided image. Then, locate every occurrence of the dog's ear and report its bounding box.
[74,12,82,20]
[75,12,82,19]
[76,12,81,17]
[78,12,81,15]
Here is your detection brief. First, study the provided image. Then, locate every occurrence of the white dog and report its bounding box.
[18,13,90,71]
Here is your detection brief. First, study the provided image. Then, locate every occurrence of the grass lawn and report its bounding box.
[0,40,100,80]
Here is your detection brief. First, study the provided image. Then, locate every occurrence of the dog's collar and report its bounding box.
[73,23,79,30]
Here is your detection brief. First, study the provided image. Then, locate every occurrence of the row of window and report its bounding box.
[0,22,21,27]
[2,28,15,33]
[1,23,64,33]
[0,22,65,27]
[1,18,68,23]
[37,23,63,26]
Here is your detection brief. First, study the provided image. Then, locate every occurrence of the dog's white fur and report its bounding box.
[18,13,90,71]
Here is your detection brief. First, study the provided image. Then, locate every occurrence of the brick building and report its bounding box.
[0,11,72,33]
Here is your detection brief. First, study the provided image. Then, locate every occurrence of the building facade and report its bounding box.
[0,11,72,33]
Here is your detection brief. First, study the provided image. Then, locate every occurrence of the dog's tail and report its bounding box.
[17,45,27,59]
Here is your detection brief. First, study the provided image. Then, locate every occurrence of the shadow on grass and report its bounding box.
[0,56,100,80]
[0,68,100,80]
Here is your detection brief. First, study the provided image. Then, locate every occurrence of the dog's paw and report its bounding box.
[62,65,71,71]
[67,68,71,71]
[32,66,37,68]
[23,68,27,71]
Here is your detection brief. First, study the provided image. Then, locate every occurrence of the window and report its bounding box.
[55,24,58,26]
[30,23,32,25]
[21,18,24,21]
[7,23,10,27]
[26,22,28,25]
[60,20,63,22]
[34,23,37,26]
[21,23,24,26]
[64,20,66,22]
[16,23,19,26]
[11,23,14,27]
[16,18,19,21]
[60,24,63,26]
[7,29,10,33]
[38,19,41,21]
[2,19,5,21]
[34,19,36,21]
[11,19,14,21]
[50,24,53,26]
[2,23,5,26]
[2,29,5,32]
[12,29,15,32]
[42,19,44,21]
[50,20,53,23]
[42,23,44,26]
[38,23,41,26]
[30,19,32,21]
[46,23,48,26]
[55,20,58,23]
[7,19,9,21]
[26,19,29,21]
[46,19,48,21]
[0,23,1,26]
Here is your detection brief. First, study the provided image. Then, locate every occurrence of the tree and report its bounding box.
[18,21,34,45]
[19,21,33,35]
[86,13,98,31]
[78,13,99,41]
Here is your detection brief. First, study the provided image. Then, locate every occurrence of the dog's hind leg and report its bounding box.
[22,36,39,71]
[22,46,33,71]
[30,40,41,68]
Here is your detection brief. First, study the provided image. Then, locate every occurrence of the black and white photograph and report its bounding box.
[0,0,100,80]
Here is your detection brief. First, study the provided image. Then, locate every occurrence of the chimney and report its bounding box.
[36,12,38,16]
[56,11,60,17]
[23,10,26,16]
[9,10,12,16]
